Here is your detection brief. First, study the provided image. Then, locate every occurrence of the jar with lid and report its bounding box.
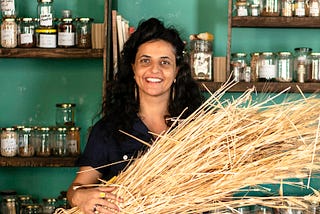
[67,127,80,156]
[190,39,213,81]
[52,127,68,156]
[276,51,293,82]
[1,196,18,214]
[1,127,18,157]
[250,4,261,16]
[18,127,35,157]
[18,195,33,213]
[293,47,312,83]
[41,198,57,214]
[294,0,306,16]
[261,0,280,16]
[35,27,57,48]
[18,18,36,48]
[34,127,52,157]
[0,0,16,18]
[306,0,320,16]
[253,205,273,213]
[235,2,248,16]
[307,52,320,82]
[1,17,17,48]
[76,17,93,48]
[250,52,260,81]
[257,52,277,81]
[230,52,247,82]
[37,0,54,27]
[21,204,41,214]
[57,17,75,48]
[281,0,294,16]
[56,103,76,127]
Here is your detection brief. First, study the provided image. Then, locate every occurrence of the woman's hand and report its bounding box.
[75,186,124,214]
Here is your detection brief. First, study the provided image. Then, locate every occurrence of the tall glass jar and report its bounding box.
[294,0,306,16]
[76,17,93,48]
[34,127,52,157]
[37,0,54,27]
[261,0,280,16]
[250,52,260,82]
[52,127,68,156]
[190,39,213,81]
[276,51,293,82]
[230,52,247,82]
[281,0,294,16]
[308,52,320,82]
[58,18,76,48]
[18,127,35,157]
[306,0,320,16]
[18,18,36,48]
[258,52,277,81]
[1,17,18,48]
[1,127,18,157]
[1,196,18,214]
[293,47,312,83]
[67,127,80,156]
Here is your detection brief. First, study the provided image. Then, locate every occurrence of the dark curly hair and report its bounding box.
[103,17,204,138]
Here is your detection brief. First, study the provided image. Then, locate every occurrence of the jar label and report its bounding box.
[39,34,56,48]
[68,139,78,153]
[1,29,15,41]
[58,32,75,46]
[192,52,212,80]
[259,65,277,79]
[1,138,17,156]
[40,13,53,26]
[20,33,33,44]
[1,0,15,12]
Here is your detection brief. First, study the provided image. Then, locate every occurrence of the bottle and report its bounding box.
[1,17,18,48]
[37,0,54,27]
[76,17,93,48]
[58,10,75,48]
[276,51,293,82]
[18,18,36,48]
[293,47,312,83]
[258,52,277,81]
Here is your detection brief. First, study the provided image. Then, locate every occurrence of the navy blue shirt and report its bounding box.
[77,117,153,180]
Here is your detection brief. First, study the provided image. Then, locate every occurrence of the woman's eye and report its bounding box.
[161,60,170,65]
[140,58,150,64]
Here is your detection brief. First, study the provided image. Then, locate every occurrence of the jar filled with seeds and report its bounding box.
[52,127,68,156]
[1,127,18,157]
[293,47,312,83]
[306,0,320,16]
[41,198,57,214]
[258,52,277,81]
[67,127,80,156]
[230,52,248,82]
[235,2,248,16]
[18,17,36,48]
[18,127,35,157]
[76,17,93,48]
[294,0,306,16]
[1,17,18,48]
[281,0,294,16]
[0,196,18,214]
[276,51,293,82]
[307,52,320,82]
[34,127,52,157]
[58,17,76,48]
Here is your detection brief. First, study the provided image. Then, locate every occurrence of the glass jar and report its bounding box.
[21,204,41,214]
[230,52,247,82]
[67,127,80,156]
[281,0,294,16]
[18,127,35,157]
[37,0,54,27]
[276,51,293,82]
[190,39,213,81]
[18,195,33,213]
[235,2,248,16]
[306,0,320,16]
[58,18,76,48]
[41,198,57,214]
[293,47,312,83]
[1,127,18,157]
[34,127,52,157]
[261,0,280,16]
[18,18,36,48]
[1,196,18,214]
[0,0,16,18]
[35,27,57,48]
[1,17,17,48]
[76,17,93,48]
[253,205,273,213]
[307,52,320,82]
[56,103,76,127]
[294,0,306,16]
[250,52,260,82]
[250,4,261,16]
[258,52,277,81]
[52,127,68,156]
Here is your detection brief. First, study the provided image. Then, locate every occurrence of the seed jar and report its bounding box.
[258,52,277,81]
[308,52,320,82]
[261,0,280,16]
[67,127,80,156]
[41,198,57,214]
[52,127,68,156]
[235,2,248,16]
[190,40,213,81]
[281,0,293,16]
[18,127,35,157]
[56,103,76,127]
[231,52,247,82]
[307,0,320,16]
[18,18,36,48]
[1,127,18,157]
[34,127,52,157]
[1,17,17,48]
[35,27,57,48]
[293,47,312,83]
[76,17,93,48]
[295,0,306,16]
[58,18,76,48]
[276,51,293,82]
[0,196,18,214]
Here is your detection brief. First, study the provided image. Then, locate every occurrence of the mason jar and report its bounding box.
[34,127,52,157]
[67,127,80,156]
[307,52,320,82]
[56,103,76,127]
[1,17,18,48]
[190,40,213,81]
[52,127,68,156]
[17,127,35,157]
[306,0,320,16]
[258,52,277,81]
[294,0,306,16]
[281,0,294,16]
[1,196,18,214]
[230,52,247,82]
[261,0,280,16]
[293,47,312,83]
[18,18,36,48]
[1,127,18,157]
[0,0,16,18]
[76,17,93,48]
[276,51,293,82]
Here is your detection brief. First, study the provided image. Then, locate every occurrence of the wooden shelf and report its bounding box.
[0,48,103,58]
[0,156,79,167]
[232,16,320,28]
[201,82,320,93]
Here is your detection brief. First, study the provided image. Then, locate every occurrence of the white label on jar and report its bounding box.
[68,139,77,153]
[1,0,15,12]
[39,34,56,48]
[192,52,212,80]
[58,32,75,46]
[259,65,277,79]
[1,138,17,156]
[1,29,14,41]
[295,2,305,16]
[310,2,319,16]
[237,8,248,16]
[40,13,53,26]
[20,33,33,44]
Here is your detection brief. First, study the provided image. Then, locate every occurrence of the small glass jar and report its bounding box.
[258,52,277,81]
[18,127,35,157]
[250,4,261,16]
[67,127,80,156]
[41,198,57,214]
[276,51,293,82]
[18,18,36,48]
[0,0,16,18]
[293,47,312,83]
[307,52,320,82]
[235,2,248,16]
[1,17,18,48]
[34,127,52,157]
[294,0,306,16]
[1,127,18,157]
[22,204,42,214]
[281,0,294,16]
[253,205,273,214]
[261,0,280,16]
[230,52,247,82]
[306,0,320,16]
[58,18,76,48]
[1,196,18,214]
[190,40,213,81]
[37,0,54,27]
[52,127,68,156]
[250,52,260,82]
[56,103,76,127]
[76,17,93,48]
[35,27,57,48]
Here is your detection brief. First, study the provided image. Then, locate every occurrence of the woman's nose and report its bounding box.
[150,62,161,73]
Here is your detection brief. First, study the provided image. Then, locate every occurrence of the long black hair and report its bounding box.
[103,17,204,137]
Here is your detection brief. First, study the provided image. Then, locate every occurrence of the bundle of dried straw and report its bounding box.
[56,82,320,214]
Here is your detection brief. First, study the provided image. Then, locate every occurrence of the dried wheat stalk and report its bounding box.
[55,82,320,214]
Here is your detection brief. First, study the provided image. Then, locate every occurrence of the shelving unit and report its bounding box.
[0,156,78,167]
[226,0,320,93]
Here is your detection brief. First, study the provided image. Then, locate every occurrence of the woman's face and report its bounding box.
[132,40,178,100]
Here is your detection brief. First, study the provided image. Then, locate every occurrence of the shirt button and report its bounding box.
[123,155,128,160]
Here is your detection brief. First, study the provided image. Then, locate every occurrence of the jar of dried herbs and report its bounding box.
[293,47,312,83]
[1,17,17,48]
[257,52,277,81]
[76,17,93,48]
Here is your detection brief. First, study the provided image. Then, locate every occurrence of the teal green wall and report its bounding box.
[0,0,319,204]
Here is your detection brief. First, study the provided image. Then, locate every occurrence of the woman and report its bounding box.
[67,17,204,214]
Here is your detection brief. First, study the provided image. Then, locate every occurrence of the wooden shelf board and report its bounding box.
[0,48,103,58]
[0,156,79,167]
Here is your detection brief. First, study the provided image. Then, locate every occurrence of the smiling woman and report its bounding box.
[66,17,204,213]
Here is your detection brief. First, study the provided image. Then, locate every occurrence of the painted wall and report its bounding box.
[0,0,319,203]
